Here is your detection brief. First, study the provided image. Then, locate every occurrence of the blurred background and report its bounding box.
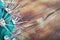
[4,0,60,40]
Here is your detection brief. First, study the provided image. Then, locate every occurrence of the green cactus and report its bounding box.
[0,0,14,40]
